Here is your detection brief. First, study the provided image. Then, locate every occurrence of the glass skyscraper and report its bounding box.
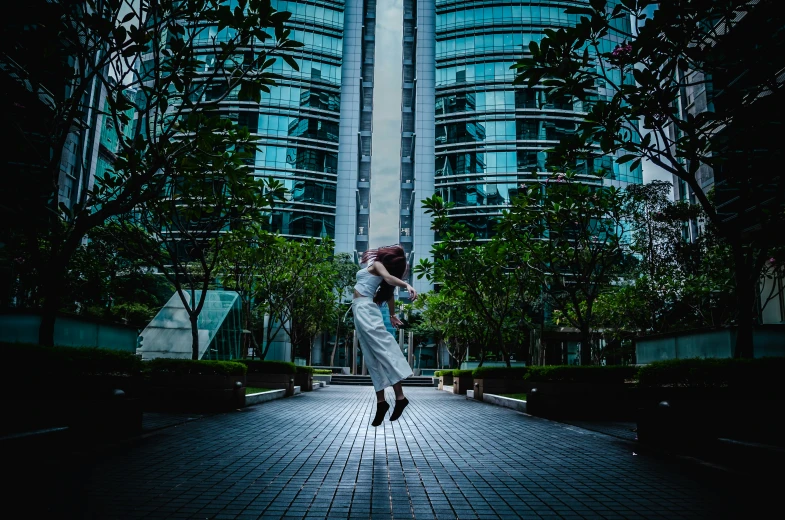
[400,1,641,293]
[186,0,375,258]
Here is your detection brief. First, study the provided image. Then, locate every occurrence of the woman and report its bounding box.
[352,244,418,426]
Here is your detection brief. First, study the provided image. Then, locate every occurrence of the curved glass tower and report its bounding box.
[401,0,641,293]
[252,0,345,240]
[190,0,375,251]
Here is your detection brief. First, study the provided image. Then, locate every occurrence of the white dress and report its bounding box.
[352,265,413,391]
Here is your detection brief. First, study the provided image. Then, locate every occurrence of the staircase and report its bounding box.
[331,375,436,387]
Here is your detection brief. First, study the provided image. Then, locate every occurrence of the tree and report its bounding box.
[496,171,630,365]
[601,181,735,338]
[1,0,301,345]
[512,0,785,356]
[216,223,278,357]
[107,121,286,359]
[279,240,336,364]
[414,205,530,367]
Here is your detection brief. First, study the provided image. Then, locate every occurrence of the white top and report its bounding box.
[354,264,383,297]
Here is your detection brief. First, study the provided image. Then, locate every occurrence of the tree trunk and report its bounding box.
[190,313,200,360]
[580,329,592,365]
[38,290,60,347]
[330,318,340,366]
[37,243,80,346]
[501,331,511,368]
[732,243,756,358]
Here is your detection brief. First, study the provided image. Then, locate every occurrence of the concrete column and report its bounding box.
[352,330,358,375]
[407,331,414,367]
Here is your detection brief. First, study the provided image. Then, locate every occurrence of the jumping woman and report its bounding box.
[352,244,418,426]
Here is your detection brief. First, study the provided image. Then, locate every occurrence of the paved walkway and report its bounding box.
[8,387,775,519]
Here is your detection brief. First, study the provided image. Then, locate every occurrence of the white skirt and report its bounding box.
[352,297,413,391]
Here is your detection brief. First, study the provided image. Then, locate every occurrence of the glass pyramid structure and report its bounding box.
[138,290,242,360]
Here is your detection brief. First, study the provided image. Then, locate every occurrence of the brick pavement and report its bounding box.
[6,386,775,519]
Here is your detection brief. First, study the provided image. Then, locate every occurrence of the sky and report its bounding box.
[366,1,673,248]
[368,0,404,248]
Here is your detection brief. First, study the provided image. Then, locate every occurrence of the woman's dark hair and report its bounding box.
[362,245,408,304]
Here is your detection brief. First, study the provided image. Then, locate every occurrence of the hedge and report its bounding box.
[434,370,448,377]
[1,342,142,377]
[472,366,529,379]
[295,365,315,374]
[452,369,474,377]
[237,359,297,374]
[313,369,332,375]
[146,359,247,376]
[636,357,785,389]
[525,365,637,384]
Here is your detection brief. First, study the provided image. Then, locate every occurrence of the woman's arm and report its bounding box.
[388,296,404,328]
[371,262,417,300]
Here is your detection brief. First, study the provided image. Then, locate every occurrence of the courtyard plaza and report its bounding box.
[5,386,776,519]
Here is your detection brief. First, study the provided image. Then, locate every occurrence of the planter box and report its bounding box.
[452,374,473,395]
[474,379,531,402]
[313,375,331,385]
[526,382,633,419]
[144,374,246,412]
[246,373,295,397]
[438,374,454,390]
[294,372,313,392]
[636,387,785,447]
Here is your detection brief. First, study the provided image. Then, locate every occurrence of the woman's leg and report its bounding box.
[371,390,390,427]
[390,382,409,421]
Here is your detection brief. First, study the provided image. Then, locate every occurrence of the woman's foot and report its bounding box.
[371,401,390,427]
[390,397,409,421]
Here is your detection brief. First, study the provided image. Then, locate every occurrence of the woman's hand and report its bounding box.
[390,315,404,329]
[406,284,417,301]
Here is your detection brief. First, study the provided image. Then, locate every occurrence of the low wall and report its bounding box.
[636,325,785,364]
[245,389,286,406]
[0,312,138,352]
[483,393,528,414]
[459,361,527,370]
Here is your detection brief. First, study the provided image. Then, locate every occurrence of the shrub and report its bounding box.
[452,369,474,377]
[434,370,445,377]
[1,342,142,378]
[473,366,529,379]
[636,357,785,389]
[146,359,247,376]
[313,369,332,375]
[237,359,297,374]
[525,365,637,384]
[295,366,315,374]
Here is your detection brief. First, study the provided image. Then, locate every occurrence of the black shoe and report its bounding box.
[390,397,409,422]
[372,401,390,427]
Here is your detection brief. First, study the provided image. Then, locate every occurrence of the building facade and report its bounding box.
[191,0,374,258]
[668,1,785,324]
[400,0,641,295]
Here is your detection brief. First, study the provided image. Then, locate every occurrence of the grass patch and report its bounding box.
[501,393,527,401]
[245,387,272,395]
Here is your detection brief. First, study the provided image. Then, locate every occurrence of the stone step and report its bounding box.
[331,375,436,387]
